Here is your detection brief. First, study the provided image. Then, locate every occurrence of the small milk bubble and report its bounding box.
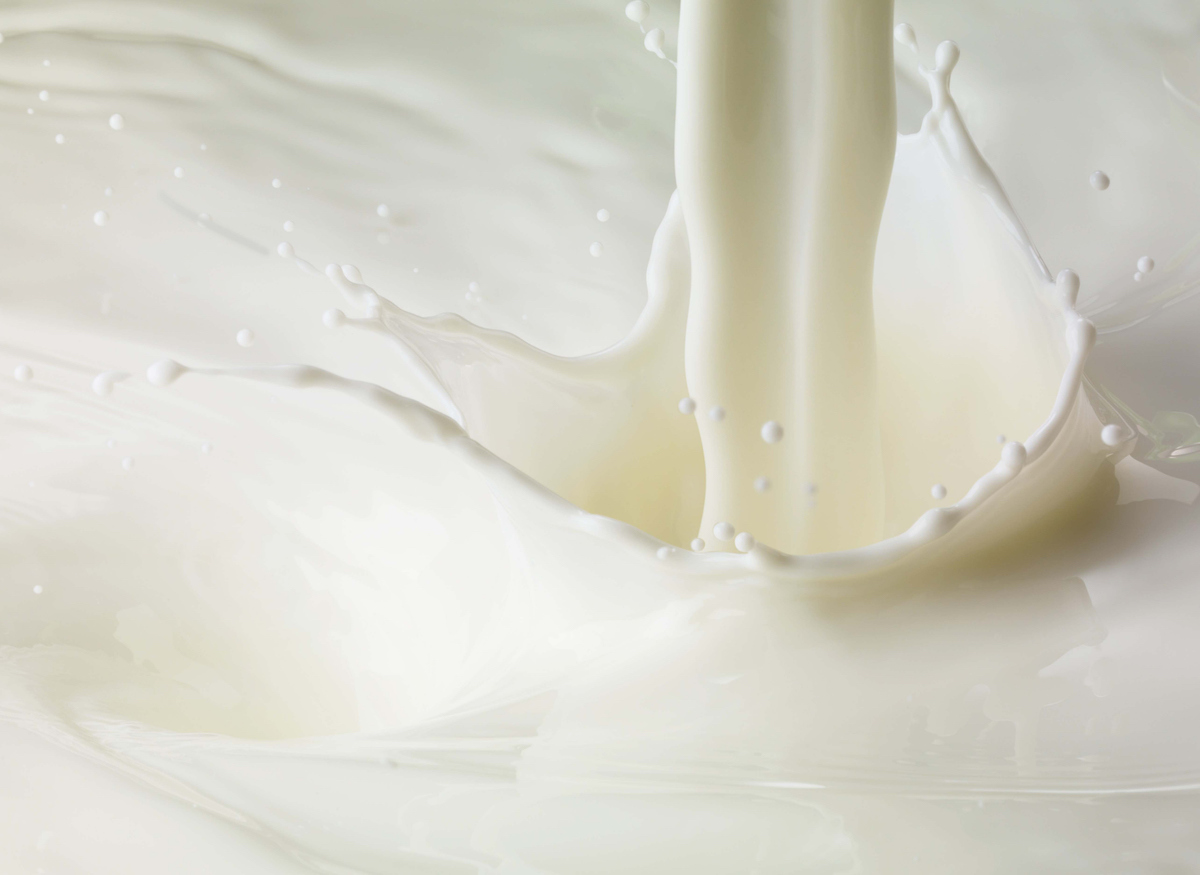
[1137,256,1155,274]
[708,406,725,422]
[625,1,649,23]
[760,421,784,443]
[1090,171,1110,191]
[236,329,256,348]
[690,538,705,552]
[596,208,610,222]
[14,364,33,381]
[678,397,697,415]
[589,242,604,257]
[713,521,735,542]
[931,484,948,500]
[734,532,756,553]
[93,210,109,226]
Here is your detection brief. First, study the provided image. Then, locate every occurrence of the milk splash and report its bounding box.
[4,1,1200,872]
[157,2,1126,587]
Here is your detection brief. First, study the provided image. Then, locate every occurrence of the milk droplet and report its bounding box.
[283,220,294,232]
[996,434,1007,444]
[200,143,207,151]
[376,204,390,218]
[1055,269,1080,308]
[271,178,282,189]
[43,59,50,67]
[753,477,771,493]
[173,166,184,178]
[644,28,666,55]
[93,211,109,226]
[656,546,673,560]
[200,442,213,454]
[109,113,124,130]
[106,439,116,449]
[122,457,135,471]
[690,538,705,552]
[236,329,256,348]
[342,264,363,283]
[38,90,49,102]
[104,187,113,197]
[1137,256,1155,274]
[760,421,784,443]
[92,371,125,396]
[277,241,294,258]
[734,532,756,553]
[893,23,918,52]
[13,364,33,381]
[713,521,735,542]
[678,397,696,415]
[33,585,43,595]
[323,308,346,329]
[931,484,948,500]
[1090,170,1110,191]
[1133,271,1144,282]
[468,281,481,294]
[596,208,610,222]
[708,406,725,422]
[147,359,185,387]
[625,1,649,23]
[1101,424,1131,447]
[1001,441,1027,469]
[54,134,64,145]
[589,242,604,257]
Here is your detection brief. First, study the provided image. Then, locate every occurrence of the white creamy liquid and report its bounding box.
[2,1,1200,873]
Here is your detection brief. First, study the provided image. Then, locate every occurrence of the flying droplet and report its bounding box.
[1101,424,1131,447]
[377,204,390,218]
[678,397,696,415]
[596,208,610,222]
[38,90,49,102]
[1133,271,1144,282]
[173,167,184,178]
[93,211,109,226]
[713,522,735,542]
[92,371,126,396]
[33,585,43,595]
[708,406,725,422]
[590,242,604,257]
[122,457,135,471]
[690,538,705,552]
[13,364,33,382]
[146,359,186,387]
[277,242,294,258]
[1137,256,1155,274]
[931,484,948,500]
[200,442,213,454]
[1090,171,1110,191]
[760,421,784,443]
[236,329,256,348]
[283,220,294,232]
[644,28,666,54]
[753,477,771,493]
[893,23,918,52]
[996,434,1006,444]
[54,134,64,145]
[734,532,756,553]
[271,178,282,189]
[108,113,125,130]
[625,1,649,23]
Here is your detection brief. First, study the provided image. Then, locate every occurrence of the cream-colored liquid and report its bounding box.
[2,1,1200,872]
